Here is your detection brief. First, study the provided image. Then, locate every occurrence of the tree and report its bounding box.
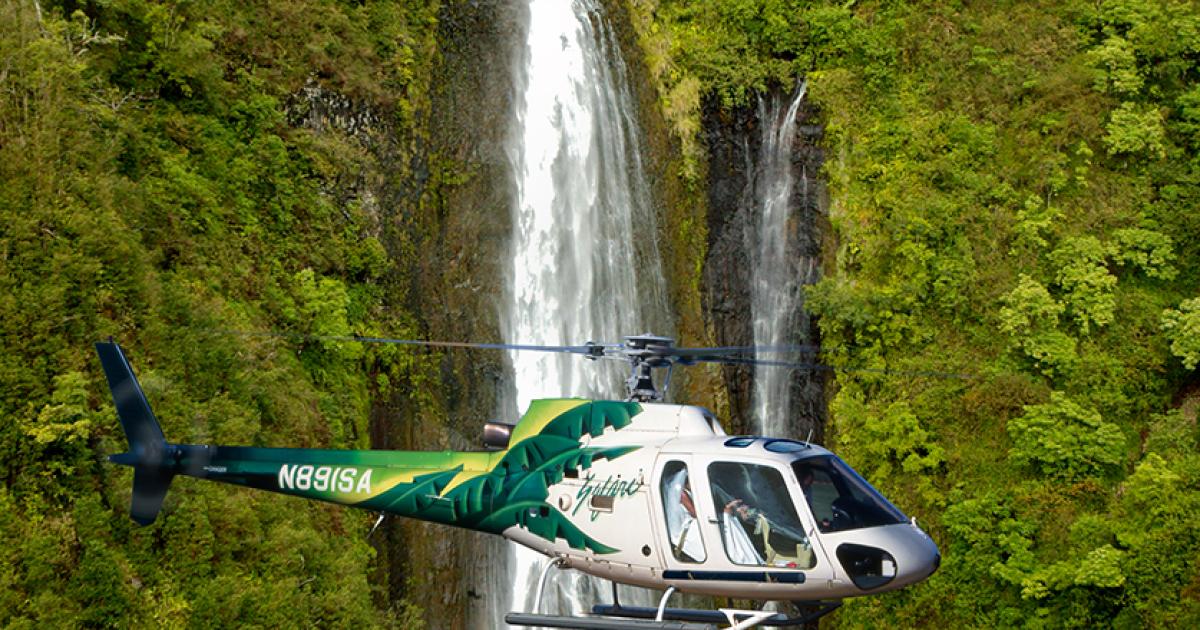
[1162,298,1200,369]
[1007,391,1124,480]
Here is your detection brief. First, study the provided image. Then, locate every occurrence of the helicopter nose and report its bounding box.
[898,523,940,584]
[830,523,940,592]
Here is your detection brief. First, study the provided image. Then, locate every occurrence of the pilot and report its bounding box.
[796,466,833,532]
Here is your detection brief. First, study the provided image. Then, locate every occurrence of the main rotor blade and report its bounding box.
[338,335,599,354]
[215,330,969,379]
[657,344,822,358]
[694,355,971,379]
[220,331,602,355]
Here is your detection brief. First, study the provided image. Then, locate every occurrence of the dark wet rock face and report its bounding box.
[701,89,828,439]
[702,96,760,434]
[785,97,829,443]
[370,1,527,627]
[288,78,381,140]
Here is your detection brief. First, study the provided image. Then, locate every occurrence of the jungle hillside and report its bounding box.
[2,0,1199,628]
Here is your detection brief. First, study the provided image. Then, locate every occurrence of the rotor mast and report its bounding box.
[586,334,679,403]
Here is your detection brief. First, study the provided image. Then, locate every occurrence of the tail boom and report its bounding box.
[95,344,500,526]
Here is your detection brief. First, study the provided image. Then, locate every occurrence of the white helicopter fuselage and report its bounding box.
[503,403,940,601]
[97,336,936,625]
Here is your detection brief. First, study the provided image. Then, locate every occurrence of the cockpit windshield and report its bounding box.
[792,456,907,533]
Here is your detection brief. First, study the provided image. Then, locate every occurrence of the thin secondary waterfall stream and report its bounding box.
[751,83,820,438]
[489,0,669,624]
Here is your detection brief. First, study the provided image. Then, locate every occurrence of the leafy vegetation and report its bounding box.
[1,0,439,625]
[6,0,1198,627]
[631,0,1200,626]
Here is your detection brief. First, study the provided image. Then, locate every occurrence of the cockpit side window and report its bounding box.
[793,456,907,533]
[707,462,816,569]
[660,461,706,563]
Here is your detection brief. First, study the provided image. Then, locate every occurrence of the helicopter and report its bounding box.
[97,333,941,629]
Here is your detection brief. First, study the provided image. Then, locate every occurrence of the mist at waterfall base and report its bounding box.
[481,0,670,624]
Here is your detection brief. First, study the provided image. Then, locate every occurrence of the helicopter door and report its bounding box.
[706,461,819,570]
[654,459,709,567]
[689,459,839,589]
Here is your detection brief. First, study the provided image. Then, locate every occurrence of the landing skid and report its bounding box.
[506,559,841,629]
[507,603,840,630]
[591,597,842,628]
[505,612,715,629]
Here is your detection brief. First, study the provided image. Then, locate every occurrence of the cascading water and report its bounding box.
[751,82,822,438]
[487,0,670,624]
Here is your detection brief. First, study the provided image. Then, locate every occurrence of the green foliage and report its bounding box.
[28,372,102,446]
[632,0,1200,626]
[1110,452,1200,626]
[1142,408,1198,459]
[1075,544,1126,589]
[1050,236,1118,334]
[832,388,945,506]
[1013,195,1064,250]
[1087,36,1143,95]
[1104,101,1168,157]
[0,0,442,626]
[1175,84,1200,148]
[655,0,814,107]
[1110,227,1177,279]
[625,0,861,178]
[999,275,1077,372]
[1007,392,1125,480]
[1161,297,1200,369]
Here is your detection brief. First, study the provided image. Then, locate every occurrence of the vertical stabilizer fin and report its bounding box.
[95,341,174,525]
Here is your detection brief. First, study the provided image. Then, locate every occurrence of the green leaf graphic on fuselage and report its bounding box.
[502,446,642,506]
[382,468,463,518]
[356,400,642,553]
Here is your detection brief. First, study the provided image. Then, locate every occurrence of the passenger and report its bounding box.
[663,468,705,562]
[721,496,767,564]
[723,494,815,569]
[711,464,816,569]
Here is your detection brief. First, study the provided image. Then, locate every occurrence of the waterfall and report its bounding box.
[751,83,821,438]
[486,0,669,623]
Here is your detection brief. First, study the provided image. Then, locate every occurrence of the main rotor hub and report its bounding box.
[620,334,677,402]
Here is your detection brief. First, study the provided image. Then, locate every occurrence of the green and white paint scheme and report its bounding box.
[172,398,647,554]
[99,341,942,603]
[99,342,696,563]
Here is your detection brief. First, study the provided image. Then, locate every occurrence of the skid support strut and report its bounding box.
[531,556,568,616]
